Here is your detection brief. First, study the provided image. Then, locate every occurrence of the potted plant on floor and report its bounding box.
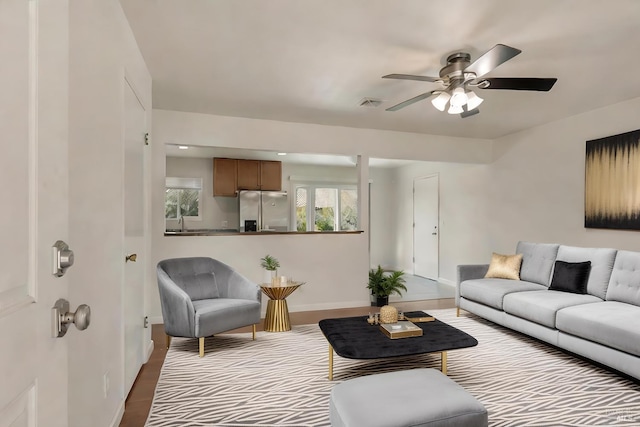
[367,265,407,307]
[260,254,280,284]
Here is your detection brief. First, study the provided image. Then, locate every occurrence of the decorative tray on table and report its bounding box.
[379,321,423,339]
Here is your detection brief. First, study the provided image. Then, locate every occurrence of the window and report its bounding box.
[165,177,202,220]
[294,183,358,231]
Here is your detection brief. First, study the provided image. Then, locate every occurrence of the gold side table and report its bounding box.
[260,281,304,332]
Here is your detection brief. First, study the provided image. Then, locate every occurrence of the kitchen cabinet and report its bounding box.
[213,158,238,196]
[237,160,261,190]
[237,159,282,191]
[259,160,282,191]
[215,158,282,196]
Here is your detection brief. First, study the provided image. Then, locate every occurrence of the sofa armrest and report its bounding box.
[157,267,196,338]
[226,271,261,302]
[456,264,490,306]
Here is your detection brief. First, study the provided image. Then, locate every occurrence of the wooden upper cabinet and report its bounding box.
[213,158,238,196]
[214,158,282,195]
[259,160,282,191]
[237,159,261,190]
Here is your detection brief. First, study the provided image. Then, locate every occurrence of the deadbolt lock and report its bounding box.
[51,299,91,338]
[52,240,74,277]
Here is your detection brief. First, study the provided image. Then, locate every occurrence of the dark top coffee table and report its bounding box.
[319,311,477,380]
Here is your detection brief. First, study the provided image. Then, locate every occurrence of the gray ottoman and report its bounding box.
[329,369,488,427]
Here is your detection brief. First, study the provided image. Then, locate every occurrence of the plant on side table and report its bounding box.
[367,265,407,307]
[260,254,280,284]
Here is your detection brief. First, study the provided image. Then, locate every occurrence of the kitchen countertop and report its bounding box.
[164,229,364,236]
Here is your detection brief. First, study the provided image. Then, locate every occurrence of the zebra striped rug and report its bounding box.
[145,309,640,426]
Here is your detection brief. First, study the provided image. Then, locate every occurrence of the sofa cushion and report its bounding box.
[556,246,616,300]
[460,279,546,310]
[606,250,640,306]
[193,298,261,336]
[516,241,559,286]
[485,252,523,280]
[556,301,640,357]
[503,290,602,328]
[548,260,591,294]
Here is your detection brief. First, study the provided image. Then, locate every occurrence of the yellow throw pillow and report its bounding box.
[484,252,523,280]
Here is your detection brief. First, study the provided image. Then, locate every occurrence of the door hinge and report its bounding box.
[144,316,149,328]
[144,132,149,145]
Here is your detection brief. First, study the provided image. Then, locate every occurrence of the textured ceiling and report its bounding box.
[120,0,640,139]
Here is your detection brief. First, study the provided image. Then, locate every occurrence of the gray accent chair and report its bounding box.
[157,257,262,357]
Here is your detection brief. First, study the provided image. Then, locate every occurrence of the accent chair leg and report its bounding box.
[456,307,460,317]
[199,337,205,358]
[252,324,256,340]
[166,335,171,349]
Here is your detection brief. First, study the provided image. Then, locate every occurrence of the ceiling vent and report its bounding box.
[359,97,382,108]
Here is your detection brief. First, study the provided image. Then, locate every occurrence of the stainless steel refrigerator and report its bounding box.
[239,190,289,232]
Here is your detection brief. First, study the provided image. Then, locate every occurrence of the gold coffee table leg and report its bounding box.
[328,344,334,380]
[441,351,447,375]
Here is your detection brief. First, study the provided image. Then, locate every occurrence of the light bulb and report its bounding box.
[448,104,464,114]
[430,92,451,112]
[466,91,484,110]
[449,87,468,107]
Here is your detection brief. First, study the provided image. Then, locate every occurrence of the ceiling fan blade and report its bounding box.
[460,106,480,118]
[480,77,557,91]
[382,74,440,82]
[385,91,435,111]
[464,44,521,78]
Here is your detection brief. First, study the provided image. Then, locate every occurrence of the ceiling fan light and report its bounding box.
[448,104,463,114]
[430,92,450,111]
[466,91,484,110]
[449,87,468,107]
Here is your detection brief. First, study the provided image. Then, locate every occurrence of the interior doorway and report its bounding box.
[123,77,147,396]
[413,175,439,280]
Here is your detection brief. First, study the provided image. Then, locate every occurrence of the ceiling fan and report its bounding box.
[382,44,557,118]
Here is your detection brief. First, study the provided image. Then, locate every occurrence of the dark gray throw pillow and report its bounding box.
[549,260,591,294]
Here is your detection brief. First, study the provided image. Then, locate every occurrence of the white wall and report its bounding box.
[488,96,640,254]
[68,2,151,426]
[369,166,397,269]
[150,110,492,320]
[377,162,492,283]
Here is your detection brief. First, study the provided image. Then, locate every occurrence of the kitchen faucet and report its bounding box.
[178,216,185,232]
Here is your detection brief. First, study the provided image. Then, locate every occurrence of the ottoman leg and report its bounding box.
[441,351,447,375]
[328,344,334,381]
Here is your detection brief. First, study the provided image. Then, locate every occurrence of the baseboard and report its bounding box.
[283,300,371,314]
[438,277,455,287]
[144,339,155,363]
[109,400,125,427]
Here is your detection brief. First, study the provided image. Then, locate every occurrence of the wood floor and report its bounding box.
[118,298,455,427]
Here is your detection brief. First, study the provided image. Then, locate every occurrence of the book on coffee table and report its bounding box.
[379,321,423,339]
[404,315,435,323]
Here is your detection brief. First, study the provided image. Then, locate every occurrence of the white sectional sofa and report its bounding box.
[456,241,640,381]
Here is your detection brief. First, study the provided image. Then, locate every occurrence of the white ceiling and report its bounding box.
[120,0,640,140]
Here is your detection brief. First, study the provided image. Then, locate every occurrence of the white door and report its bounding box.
[123,78,147,396]
[0,1,70,426]
[413,175,439,279]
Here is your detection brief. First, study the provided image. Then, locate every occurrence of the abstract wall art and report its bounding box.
[585,128,640,230]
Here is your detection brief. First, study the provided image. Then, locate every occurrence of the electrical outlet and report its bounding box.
[103,371,110,398]
[221,220,228,229]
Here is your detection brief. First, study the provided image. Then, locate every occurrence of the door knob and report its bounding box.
[126,253,137,262]
[52,299,91,338]
[52,240,74,277]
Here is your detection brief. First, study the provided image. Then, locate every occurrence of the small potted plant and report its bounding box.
[260,254,280,284]
[367,265,407,307]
